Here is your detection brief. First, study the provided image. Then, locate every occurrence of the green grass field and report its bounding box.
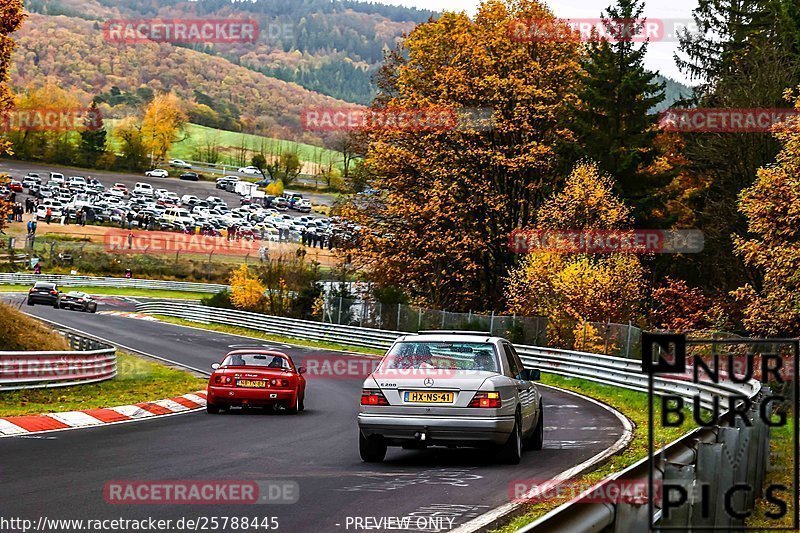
[0,285,205,300]
[0,352,205,417]
[105,121,342,168]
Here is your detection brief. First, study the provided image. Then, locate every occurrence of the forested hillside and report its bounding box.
[20,0,694,107]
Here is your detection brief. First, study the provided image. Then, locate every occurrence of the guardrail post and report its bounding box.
[756,388,772,495]
[625,321,632,358]
[660,462,695,529]
[613,502,649,532]
[694,440,724,528]
[717,427,741,528]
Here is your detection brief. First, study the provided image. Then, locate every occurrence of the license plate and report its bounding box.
[404,391,455,403]
[237,380,266,388]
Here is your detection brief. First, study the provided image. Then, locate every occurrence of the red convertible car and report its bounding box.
[207,350,306,414]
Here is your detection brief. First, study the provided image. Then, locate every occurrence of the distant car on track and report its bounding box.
[237,166,261,175]
[145,168,169,178]
[27,282,60,308]
[169,159,192,169]
[59,291,97,313]
[357,331,543,464]
[207,350,307,414]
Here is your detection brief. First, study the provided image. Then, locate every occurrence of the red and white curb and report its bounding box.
[0,391,207,437]
[97,310,160,321]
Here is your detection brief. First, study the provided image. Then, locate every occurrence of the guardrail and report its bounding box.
[0,331,117,391]
[0,273,227,294]
[134,302,757,400]
[134,302,771,532]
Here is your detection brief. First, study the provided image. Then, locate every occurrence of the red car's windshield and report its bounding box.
[220,353,290,369]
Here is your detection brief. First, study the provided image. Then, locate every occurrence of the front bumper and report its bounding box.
[358,413,515,446]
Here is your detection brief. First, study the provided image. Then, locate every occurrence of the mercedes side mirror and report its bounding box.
[211,363,220,370]
[298,366,307,375]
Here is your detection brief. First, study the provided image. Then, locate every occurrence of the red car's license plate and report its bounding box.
[237,380,267,388]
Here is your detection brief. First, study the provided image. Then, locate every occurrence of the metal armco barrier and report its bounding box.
[0,273,226,294]
[135,302,771,532]
[0,332,117,391]
[135,301,400,350]
[521,389,774,532]
[134,302,759,407]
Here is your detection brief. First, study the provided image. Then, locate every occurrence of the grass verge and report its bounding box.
[0,352,205,417]
[493,373,696,532]
[746,417,795,528]
[0,285,205,300]
[0,301,70,351]
[152,314,384,356]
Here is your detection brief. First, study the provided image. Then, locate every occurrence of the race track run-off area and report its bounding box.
[0,297,626,533]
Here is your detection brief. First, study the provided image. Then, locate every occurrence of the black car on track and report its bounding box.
[27,282,60,308]
[59,291,98,313]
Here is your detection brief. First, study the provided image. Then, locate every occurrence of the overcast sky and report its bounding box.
[373,0,698,84]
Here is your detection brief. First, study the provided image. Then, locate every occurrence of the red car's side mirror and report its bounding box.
[297,366,307,375]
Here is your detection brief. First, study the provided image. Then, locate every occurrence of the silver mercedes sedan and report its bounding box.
[357,331,543,464]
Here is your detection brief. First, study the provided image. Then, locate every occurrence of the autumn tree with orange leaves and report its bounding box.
[733,89,800,336]
[340,0,584,311]
[0,0,25,233]
[505,162,647,347]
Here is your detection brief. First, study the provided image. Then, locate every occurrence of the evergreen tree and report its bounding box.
[78,100,107,167]
[670,0,800,291]
[571,0,665,221]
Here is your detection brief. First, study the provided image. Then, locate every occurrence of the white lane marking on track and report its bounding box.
[108,405,155,419]
[153,399,189,412]
[48,411,103,427]
[0,419,28,435]
[547,404,581,408]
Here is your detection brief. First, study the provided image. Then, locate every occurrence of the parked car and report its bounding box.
[36,202,64,220]
[179,172,200,181]
[215,176,239,190]
[162,207,195,226]
[295,199,312,213]
[27,282,60,308]
[59,291,97,313]
[206,350,307,413]
[145,168,169,178]
[133,182,155,196]
[8,180,23,192]
[273,197,289,211]
[237,166,261,175]
[169,159,192,169]
[357,331,543,464]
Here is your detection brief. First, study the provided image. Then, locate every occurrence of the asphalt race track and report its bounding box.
[0,297,625,533]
